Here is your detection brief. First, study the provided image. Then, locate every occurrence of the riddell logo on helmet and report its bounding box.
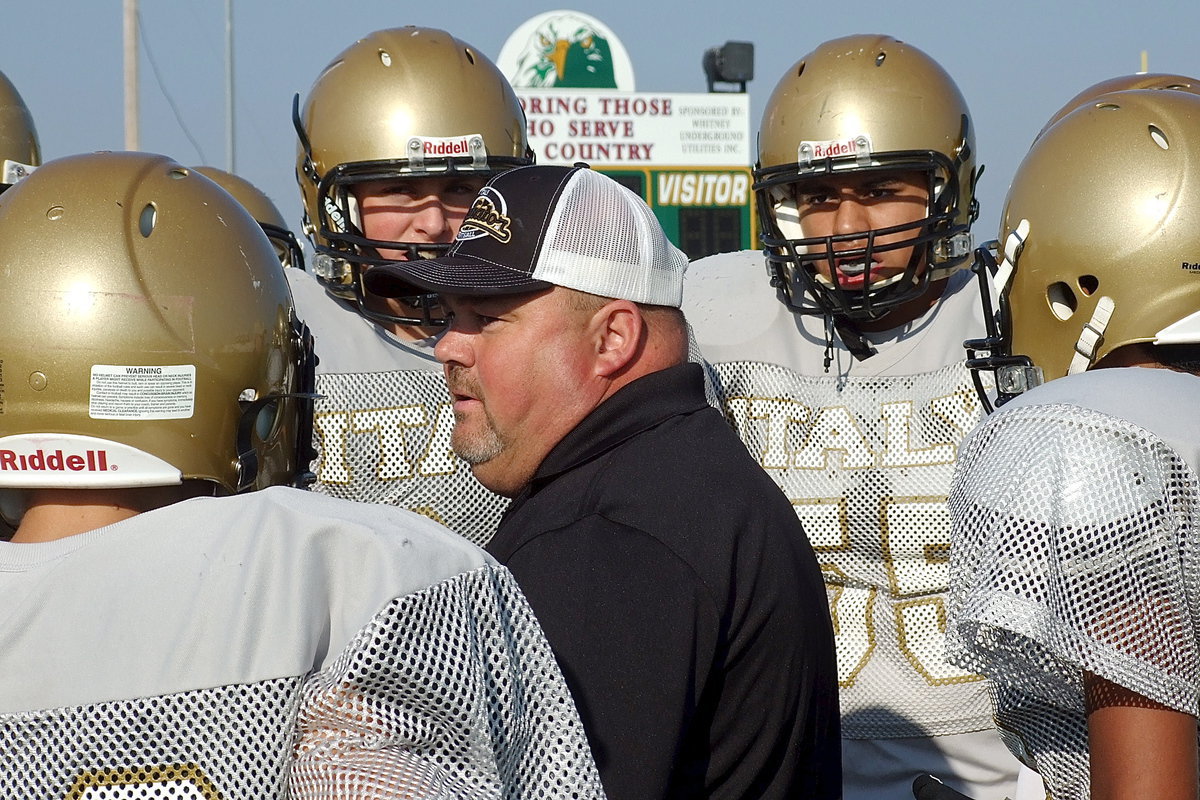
[1182,262,1200,272]
[0,449,111,472]
[801,136,871,161]
[806,138,864,158]
[423,137,473,156]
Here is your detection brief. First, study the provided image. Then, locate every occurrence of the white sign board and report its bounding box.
[517,90,751,167]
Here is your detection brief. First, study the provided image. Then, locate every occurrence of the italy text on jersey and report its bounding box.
[711,359,990,737]
[311,370,508,545]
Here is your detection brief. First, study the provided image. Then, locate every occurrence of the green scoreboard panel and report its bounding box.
[600,167,757,260]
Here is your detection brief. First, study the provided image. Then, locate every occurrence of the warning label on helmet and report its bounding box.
[89,364,196,420]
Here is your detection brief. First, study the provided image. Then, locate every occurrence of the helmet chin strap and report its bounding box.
[822,313,878,372]
[835,318,878,362]
[1067,296,1115,375]
[992,219,1028,301]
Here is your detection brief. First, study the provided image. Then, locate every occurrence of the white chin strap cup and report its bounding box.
[1155,308,1200,345]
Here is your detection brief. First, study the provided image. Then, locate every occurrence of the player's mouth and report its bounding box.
[833,257,877,288]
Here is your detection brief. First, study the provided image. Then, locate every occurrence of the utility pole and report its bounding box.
[123,0,139,150]
[226,0,235,172]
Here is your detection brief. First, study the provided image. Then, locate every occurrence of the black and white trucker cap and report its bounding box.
[363,164,688,308]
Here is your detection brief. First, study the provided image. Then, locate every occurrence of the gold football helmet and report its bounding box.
[0,152,315,494]
[293,26,532,326]
[1036,72,1200,140]
[0,69,39,187]
[967,89,1200,406]
[755,35,979,322]
[193,166,304,269]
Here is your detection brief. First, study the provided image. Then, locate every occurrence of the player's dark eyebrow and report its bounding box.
[861,175,906,190]
[794,180,836,197]
[795,173,914,198]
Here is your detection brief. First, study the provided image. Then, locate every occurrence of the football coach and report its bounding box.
[365,164,840,800]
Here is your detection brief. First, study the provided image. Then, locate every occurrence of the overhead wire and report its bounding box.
[136,8,208,162]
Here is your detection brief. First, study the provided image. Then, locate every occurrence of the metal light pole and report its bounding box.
[226,0,235,171]
[123,0,139,150]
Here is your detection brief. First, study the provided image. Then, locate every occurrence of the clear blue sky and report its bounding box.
[6,1,1197,248]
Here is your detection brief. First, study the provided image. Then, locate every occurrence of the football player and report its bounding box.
[193,165,305,269]
[0,69,38,541]
[289,27,532,544]
[682,35,1022,800]
[947,88,1200,800]
[0,151,603,799]
[0,68,38,190]
[1034,71,1200,141]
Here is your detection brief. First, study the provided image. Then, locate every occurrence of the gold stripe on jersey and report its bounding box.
[824,565,878,688]
[68,763,221,800]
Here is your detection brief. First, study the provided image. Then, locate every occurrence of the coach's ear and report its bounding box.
[589,299,643,379]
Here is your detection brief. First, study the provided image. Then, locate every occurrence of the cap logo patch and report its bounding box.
[457,187,512,243]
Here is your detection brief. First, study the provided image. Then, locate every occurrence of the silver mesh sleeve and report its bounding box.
[291,563,606,799]
[947,402,1200,799]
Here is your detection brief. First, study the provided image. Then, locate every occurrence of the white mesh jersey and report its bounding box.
[946,367,1200,800]
[684,250,993,740]
[0,487,604,799]
[289,268,508,546]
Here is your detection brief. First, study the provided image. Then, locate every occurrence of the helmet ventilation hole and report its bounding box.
[1149,124,1169,150]
[464,48,476,65]
[139,204,157,237]
[378,50,392,67]
[1096,102,1120,111]
[1078,274,1099,296]
[796,61,806,78]
[1047,281,1078,321]
[875,52,886,67]
[168,168,187,180]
